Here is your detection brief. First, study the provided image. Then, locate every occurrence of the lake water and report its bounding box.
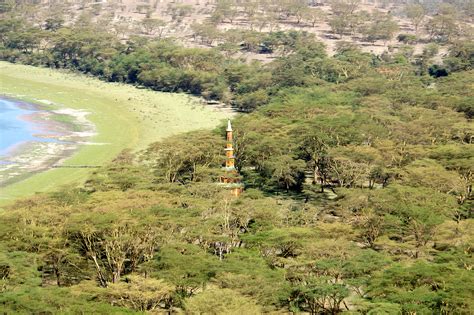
[0,98,54,156]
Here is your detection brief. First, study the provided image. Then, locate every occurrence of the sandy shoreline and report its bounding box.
[0,96,98,187]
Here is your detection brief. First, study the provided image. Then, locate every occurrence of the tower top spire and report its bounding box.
[226,119,233,132]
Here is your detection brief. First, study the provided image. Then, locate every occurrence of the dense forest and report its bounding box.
[1,0,473,112]
[1,0,473,314]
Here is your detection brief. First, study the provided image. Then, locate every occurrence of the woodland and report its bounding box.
[0,0,473,314]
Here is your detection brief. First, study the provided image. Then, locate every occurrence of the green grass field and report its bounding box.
[0,62,230,205]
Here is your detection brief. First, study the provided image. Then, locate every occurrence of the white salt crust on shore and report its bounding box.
[0,99,101,186]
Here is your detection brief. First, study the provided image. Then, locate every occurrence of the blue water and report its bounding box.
[0,98,56,156]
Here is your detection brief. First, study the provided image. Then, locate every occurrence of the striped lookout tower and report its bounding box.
[219,120,244,197]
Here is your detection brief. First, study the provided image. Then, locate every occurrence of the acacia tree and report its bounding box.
[367,262,473,313]
[102,275,174,311]
[266,155,306,192]
[328,0,360,37]
[303,8,325,27]
[68,213,159,287]
[144,131,222,183]
[185,288,262,313]
[141,18,166,37]
[4,27,43,53]
[167,4,194,23]
[213,0,238,23]
[404,3,425,34]
[371,186,456,258]
[429,145,473,207]
[191,22,221,45]
[291,278,349,314]
[426,4,459,42]
[328,15,349,38]
[353,208,384,248]
[242,0,258,25]
[330,0,359,18]
[292,0,309,24]
[360,11,399,44]
[298,134,333,192]
[330,157,370,188]
[112,20,130,39]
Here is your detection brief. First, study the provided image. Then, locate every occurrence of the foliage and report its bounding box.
[0,2,473,312]
[185,287,262,314]
[1,12,471,112]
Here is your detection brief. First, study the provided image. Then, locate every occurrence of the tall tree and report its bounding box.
[426,4,460,42]
[404,3,425,34]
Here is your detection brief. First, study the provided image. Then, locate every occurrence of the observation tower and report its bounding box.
[219,120,244,197]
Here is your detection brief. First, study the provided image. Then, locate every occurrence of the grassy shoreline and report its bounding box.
[0,62,231,205]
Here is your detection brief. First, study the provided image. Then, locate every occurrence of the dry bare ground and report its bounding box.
[32,0,469,59]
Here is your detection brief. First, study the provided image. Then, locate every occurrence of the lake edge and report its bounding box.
[0,95,94,188]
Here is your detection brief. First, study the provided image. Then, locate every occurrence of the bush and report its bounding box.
[397,33,417,44]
